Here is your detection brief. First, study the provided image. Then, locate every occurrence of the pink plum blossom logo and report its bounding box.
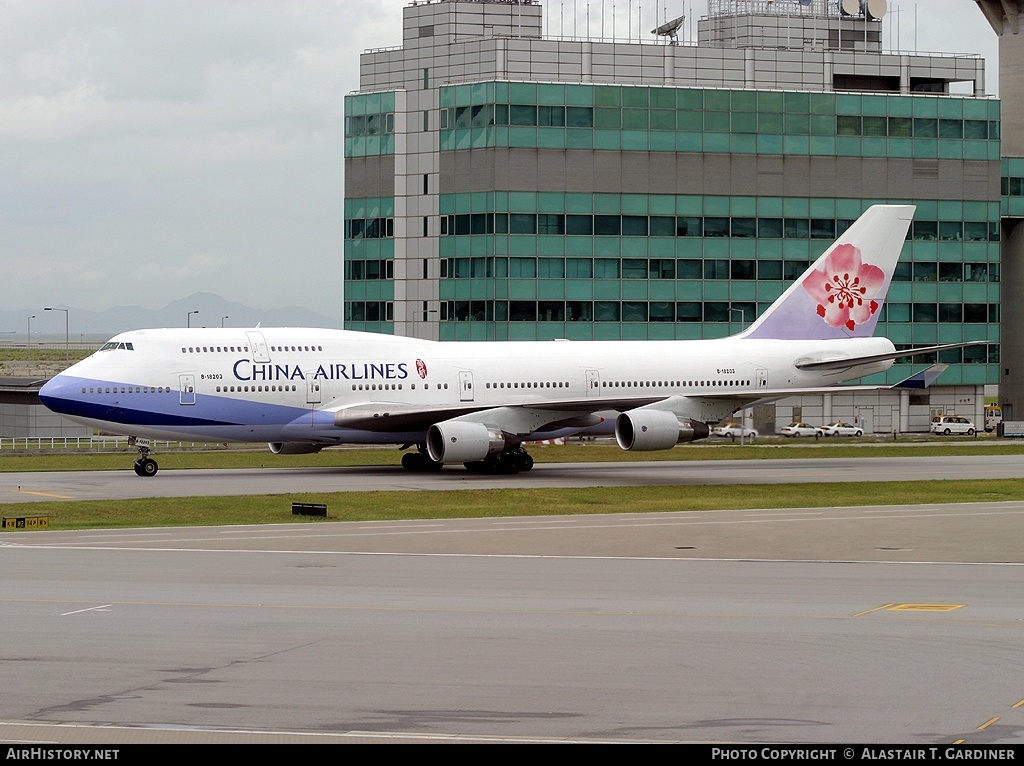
[801,244,885,332]
[415,359,428,379]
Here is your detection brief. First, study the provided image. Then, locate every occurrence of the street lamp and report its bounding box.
[729,307,746,327]
[27,315,35,362]
[221,315,229,328]
[187,310,200,328]
[44,307,69,362]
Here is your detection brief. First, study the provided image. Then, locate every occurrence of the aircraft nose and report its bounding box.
[39,375,76,415]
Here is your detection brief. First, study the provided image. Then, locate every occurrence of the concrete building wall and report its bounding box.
[0,403,90,439]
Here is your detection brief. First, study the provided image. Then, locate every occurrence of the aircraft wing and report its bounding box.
[327,393,668,433]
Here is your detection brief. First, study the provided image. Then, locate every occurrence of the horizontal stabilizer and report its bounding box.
[892,364,949,390]
[795,341,985,372]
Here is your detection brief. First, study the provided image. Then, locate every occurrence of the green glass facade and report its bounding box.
[435,82,1000,162]
[344,195,395,331]
[344,92,396,158]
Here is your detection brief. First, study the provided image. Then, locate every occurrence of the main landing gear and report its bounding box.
[130,437,159,477]
[401,445,443,472]
[400,444,535,474]
[464,447,534,475]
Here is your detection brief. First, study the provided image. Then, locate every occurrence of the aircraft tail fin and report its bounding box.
[740,204,915,341]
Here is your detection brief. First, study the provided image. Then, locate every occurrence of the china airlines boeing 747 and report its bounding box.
[39,205,970,476]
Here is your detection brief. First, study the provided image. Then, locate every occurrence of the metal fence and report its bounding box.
[0,437,207,451]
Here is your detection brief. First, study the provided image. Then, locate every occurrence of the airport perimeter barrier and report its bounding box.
[0,437,205,451]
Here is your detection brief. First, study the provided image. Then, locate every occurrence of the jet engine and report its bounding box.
[268,442,325,455]
[614,409,710,451]
[426,420,505,463]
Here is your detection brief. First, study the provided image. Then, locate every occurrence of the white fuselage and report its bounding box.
[40,327,895,446]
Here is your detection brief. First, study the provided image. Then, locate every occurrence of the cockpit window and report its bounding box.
[99,342,134,351]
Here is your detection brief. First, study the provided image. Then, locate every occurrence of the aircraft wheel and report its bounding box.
[404,452,442,472]
[521,453,534,472]
[136,458,158,477]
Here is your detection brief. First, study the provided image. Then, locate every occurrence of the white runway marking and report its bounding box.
[60,604,112,616]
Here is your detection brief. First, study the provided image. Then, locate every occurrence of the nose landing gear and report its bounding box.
[130,437,159,477]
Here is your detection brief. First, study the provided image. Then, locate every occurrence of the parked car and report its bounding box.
[819,421,864,437]
[929,415,977,436]
[780,421,819,438]
[713,422,758,439]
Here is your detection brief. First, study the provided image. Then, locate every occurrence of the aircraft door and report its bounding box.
[245,331,271,363]
[459,371,474,402]
[307,379,322,405]
[179,374,196,405]
[756,368,768,389]
[586,369,601,397]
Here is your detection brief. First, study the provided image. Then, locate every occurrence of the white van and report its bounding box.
[929,415,977,436]
[984,405,1002,433]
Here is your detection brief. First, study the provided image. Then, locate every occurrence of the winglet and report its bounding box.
[741,205,915,341]
[892,364,949,390]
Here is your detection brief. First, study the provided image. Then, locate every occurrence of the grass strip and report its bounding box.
[5,479,1023,530]
[3,439,1024,472]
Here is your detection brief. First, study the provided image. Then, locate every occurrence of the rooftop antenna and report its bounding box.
[651,13,683,44]
[840,0,888,20]
[865,0,888,21]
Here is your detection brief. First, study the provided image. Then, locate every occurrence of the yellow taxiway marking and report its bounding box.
[852,603,896,617]
[1012,699,1024,709]
[854,603,965,616]
[10,489,75,499]
[978,717,1000,730]
[889,603,965,613]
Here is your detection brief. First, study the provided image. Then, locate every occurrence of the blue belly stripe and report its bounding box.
[40,374,308,428]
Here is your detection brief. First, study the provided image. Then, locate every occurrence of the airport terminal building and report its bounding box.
[343,0,1002,434]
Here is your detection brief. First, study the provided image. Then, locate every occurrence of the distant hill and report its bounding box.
[3,293,342,341]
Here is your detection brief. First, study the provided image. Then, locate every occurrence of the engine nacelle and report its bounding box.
[426,420,505,464]
[615,409,710,451]
[268,442,325,455]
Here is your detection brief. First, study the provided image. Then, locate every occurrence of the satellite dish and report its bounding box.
[865,0,887,19]
[651,14,684,45]
[840,0,861,15]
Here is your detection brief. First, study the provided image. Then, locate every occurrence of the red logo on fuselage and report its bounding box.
[415,359,427,379]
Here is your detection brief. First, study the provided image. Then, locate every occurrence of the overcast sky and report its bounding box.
[0,0,999,330]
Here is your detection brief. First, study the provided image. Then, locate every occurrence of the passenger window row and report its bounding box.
[486,381,570,390]
[216,385,298,393]
[81,386,168,394]
[182,346,249,354]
